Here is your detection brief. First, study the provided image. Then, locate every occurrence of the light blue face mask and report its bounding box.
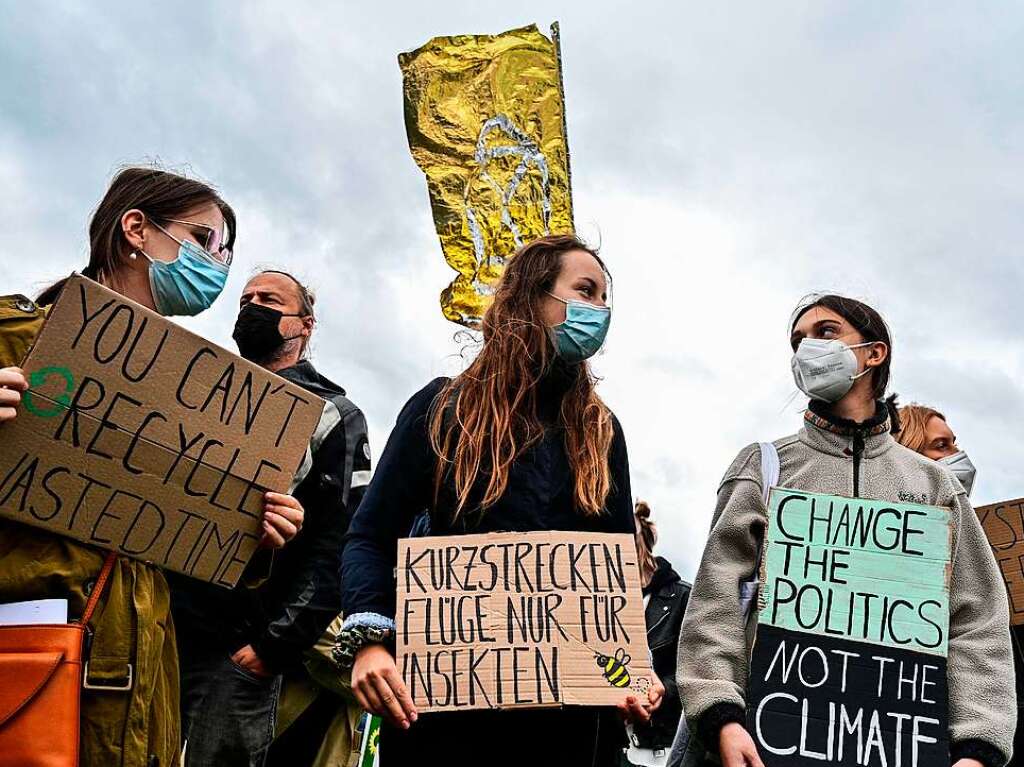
[546,292,611,363]
[139,224,229,316]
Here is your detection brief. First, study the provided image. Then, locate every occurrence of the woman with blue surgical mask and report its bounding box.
[0,166,304,767]
[33,169,234,314]
[676,293,1014,767]
[335,234,661,767]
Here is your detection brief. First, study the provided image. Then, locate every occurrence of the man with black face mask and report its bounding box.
[170,270,371,767]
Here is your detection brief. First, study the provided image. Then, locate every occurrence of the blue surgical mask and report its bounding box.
[139,225,229,316]
[546,292,611,363]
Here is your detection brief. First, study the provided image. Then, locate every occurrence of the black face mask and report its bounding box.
[233,303,303,362]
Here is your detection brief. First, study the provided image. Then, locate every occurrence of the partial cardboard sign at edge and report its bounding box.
[976,497,1024,625]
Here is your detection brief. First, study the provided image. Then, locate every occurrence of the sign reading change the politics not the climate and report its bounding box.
[0,275,323,587]
[396,531,653,712]
[747,488,952,766]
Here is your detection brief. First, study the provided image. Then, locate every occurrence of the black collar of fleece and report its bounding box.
[805,398,891,437]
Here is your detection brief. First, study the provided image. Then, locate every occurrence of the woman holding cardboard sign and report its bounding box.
[337,234,662,766]
[676,294,1014,767]
[0,166,304,767]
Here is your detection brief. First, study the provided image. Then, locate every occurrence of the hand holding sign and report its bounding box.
[618,674,664,724]
[0,367,27,421]
[258,491,304,549]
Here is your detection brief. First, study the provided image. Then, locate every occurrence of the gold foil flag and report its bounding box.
[399,23,575,326]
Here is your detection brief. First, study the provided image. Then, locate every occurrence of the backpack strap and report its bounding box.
[80,552,117,626]
[758,441,780,503]
[79,553,133,692]
[741,443,780,620]
[754,441,780,573]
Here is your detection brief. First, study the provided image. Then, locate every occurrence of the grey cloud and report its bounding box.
[2,1,1022,575]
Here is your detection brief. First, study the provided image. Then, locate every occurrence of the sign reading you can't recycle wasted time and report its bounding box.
[747,488,951,767]
[396,531,654,712]
[0,275,323,587]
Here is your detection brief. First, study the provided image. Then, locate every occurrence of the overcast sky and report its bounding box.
[2,1,1021,578]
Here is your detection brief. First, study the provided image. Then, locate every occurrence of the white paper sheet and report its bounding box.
[0,598,69,625]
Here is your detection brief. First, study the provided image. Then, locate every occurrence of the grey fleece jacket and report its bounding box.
[676,408,1015,765]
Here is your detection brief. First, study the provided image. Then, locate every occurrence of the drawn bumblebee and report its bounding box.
[595,647,631,688]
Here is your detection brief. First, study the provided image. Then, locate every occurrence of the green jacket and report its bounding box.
[0,293,180,767]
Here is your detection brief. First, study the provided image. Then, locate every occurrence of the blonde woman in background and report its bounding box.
[897,403,1021,767]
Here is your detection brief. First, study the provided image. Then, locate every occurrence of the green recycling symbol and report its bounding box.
[22,366,74,418]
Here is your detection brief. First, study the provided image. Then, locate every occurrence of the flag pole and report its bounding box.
[551,21,575,229]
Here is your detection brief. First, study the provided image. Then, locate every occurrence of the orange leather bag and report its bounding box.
[0,553,117,767]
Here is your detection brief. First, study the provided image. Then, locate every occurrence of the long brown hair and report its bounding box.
[37,166,236,305]
[428,234,615,518]
[634,500,658,586]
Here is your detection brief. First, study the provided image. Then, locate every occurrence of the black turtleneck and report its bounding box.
[807,398,889,434]
[534,355,581,423]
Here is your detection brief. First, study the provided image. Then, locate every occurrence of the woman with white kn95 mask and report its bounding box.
[675,293,1015,767]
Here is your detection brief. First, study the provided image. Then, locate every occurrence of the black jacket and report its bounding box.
[341,373,635,618]
[1010,626,1024,767]
[341,371,635,767]
[171,360,370,671]
[630,557,691,751]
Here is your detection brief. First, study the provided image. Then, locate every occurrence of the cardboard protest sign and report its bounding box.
[396,531,654,712]
[0,275,323,586]
[747,488,951,766]
[975,497,1024,625]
